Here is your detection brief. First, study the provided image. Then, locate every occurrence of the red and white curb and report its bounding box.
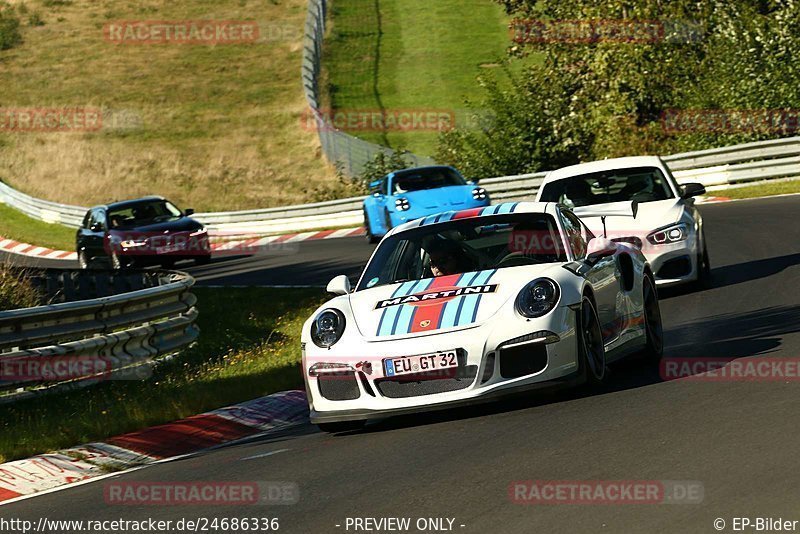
[0,390,308,505]
[0,227,366,263]
[0,238,77,261]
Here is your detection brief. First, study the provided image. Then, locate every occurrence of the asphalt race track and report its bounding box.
[3,195,800,533]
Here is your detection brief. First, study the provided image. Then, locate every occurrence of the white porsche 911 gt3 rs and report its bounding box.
[536,156,710,288]
[301,202,664,433]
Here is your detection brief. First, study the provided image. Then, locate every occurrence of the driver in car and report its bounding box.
[427,240,473,277]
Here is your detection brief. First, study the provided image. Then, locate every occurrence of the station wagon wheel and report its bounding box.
[642,276,664,360]
[78,250,89,270]
[579,296,606,384]
[110,252,122,270]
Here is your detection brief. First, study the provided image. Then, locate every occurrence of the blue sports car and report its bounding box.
[363,166,490,243]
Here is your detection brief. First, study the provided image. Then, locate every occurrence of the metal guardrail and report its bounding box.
[302,0,434,177]
[0,270,198,402]
[2,137,799,236]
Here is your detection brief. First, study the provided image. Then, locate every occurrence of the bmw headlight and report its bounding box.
[647,223,688,245]
[120,239,147,248]
[394,197,410,211]
[515,278,560,318]
[311,309,346,348]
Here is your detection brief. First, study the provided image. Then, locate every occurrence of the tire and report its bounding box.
[641,275,664,361]
[578,296,606,385]
[364,208,380,244]
[317,420,366,434]
[77,250,90,270]
[110,252,122,270]
[693,232,712,289]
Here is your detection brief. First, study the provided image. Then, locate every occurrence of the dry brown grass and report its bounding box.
[0,0,336,211]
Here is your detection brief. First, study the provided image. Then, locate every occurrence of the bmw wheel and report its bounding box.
[694,232,712,289]
[578,296,606,385]
[642,275,664,361]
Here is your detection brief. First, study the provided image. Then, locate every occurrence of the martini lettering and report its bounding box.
[375,284,498,309]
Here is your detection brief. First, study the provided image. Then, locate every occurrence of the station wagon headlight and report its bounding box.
[647,223,687,245]
[189,227,207,237]
[395,197,410,211]
[516,278,560,318]
[311,309,346,348]
[472,187,487,200]
[120,239,147,248]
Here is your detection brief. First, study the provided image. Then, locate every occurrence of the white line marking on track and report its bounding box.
[239,448,290,461]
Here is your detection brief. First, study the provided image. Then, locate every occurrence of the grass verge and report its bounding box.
[0,287,326,463]
[324,0,521,157]
[0,264,42,311]
[712,179,800,200]
[0,202,76,251]
[0,0,334,211]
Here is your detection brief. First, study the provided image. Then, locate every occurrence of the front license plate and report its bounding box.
[383,350,458,377]
[156,244,182,254]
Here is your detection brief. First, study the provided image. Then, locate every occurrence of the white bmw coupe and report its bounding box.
[536,156,710,288]
[301,202,664,432]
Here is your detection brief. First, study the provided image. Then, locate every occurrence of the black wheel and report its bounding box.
[317,420,366,434]
[364,209,380,244]
[110,251,122,270]
[578,296,606,385]
[77,250,90,270]
[694,232,712,289]
[641,275,664,361]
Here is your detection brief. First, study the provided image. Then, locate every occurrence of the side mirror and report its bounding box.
[326,275,351,295]
[369,180,382,189]
[90,223,103,232]
[680,183,706,199]
[586,237,617,263]
[184,208,195,216]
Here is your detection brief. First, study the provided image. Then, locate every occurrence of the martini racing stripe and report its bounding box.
[389,279,434,335]
[408,274,463,334]
[376,280,424,337]
[440,269,498,328]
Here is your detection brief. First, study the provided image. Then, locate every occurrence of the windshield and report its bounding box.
[392,167,466,193]
[107,200,183,229]
[357,213,566,291]
[539,167,675,208]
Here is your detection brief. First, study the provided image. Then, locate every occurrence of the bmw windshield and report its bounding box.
[539,167,675,208]
[357,213,567,291]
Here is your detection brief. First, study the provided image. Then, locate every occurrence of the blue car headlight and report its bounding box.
[311,309,346,348]
[472,187,487,201]
[394,197,410,211]
[516,278,560,318]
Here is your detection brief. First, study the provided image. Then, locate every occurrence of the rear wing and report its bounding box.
[571,201,639,238]
[572,200,639,220]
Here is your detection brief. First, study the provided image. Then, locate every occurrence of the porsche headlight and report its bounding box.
[647,223,687,245]
[394,197,410,211]
[516,278,560,318]
[311,309,346,348]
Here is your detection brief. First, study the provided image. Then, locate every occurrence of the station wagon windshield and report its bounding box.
[107,200,183,229]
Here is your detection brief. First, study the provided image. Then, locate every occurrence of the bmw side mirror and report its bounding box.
[680,183,706,199]
[586,237,617,263]
[326,275,351,295]
[184,208,195,216]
